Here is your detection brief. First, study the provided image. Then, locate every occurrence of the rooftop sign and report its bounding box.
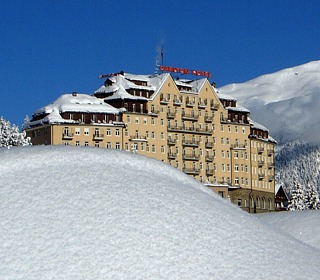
[159,65,212,78]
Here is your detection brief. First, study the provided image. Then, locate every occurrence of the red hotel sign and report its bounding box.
[159,65,212,78]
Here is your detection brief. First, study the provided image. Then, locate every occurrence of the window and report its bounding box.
[235,164,239,172]
[95,142,100,147]
[125,129,129,137]
[146,144,150,152]
[127,115,131,123]
[151,118,155,125]
[106,128,111,136]
[141,143,144,151]
[143,118,147,125]
[84,141,89,146]
[75,141,80,146]
[228,125,231,132]
[226,138,230,145]
[234,151,238,159]
[227,164,230,172]
[84,128,89,135]
[237,199,242,206]
[222,164,225,172]
[221,125,224,132]
[125,143,129,151]
[218,191,224,198]
[161,146,165,154]
[115,129,120,136]
[151,131,155,139]
[146,131,149,138]
[235,126,238,133]
[161,132,165,140]
[75,128,80,135]
[107,142,112,149]
[235,177,239,185]
[115,142,120,149]
[151,144,156,153]
[135,117,139,124]
[161,119,164,126]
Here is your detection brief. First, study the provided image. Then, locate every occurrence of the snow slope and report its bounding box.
[219,60,320,144]
[1,146,320,279]
[257,211,320,251]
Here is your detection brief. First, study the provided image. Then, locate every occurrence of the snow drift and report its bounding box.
[0,146,319,279]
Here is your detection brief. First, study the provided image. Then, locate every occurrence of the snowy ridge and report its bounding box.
[0,146,319,279]
[219,60,320,144]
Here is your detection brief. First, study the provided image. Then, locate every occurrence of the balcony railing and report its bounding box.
[186,101,195,107]
[173,99,182,106]
[166,111,176,119]
[231,144,246,150]
[183,168,200,175]
[206,169,215,176]
[205,155,214,162]
[198,102,207,109]
[258,173,265,180]
[93,133,104,141]
[168,152,177,159]
[257,147,264,154]
[182,153,200,161]
[205,141,215,148]
[160,97,169,104]
[182,139,199,147]
[167,138,177,145]
[268,162,274,169]
[267,149,273,156]
[204,115,213,122]
[258,160,265,167]
[167,125,212,135]
[268,175,275,182]
[62,132,74,140]
[182,113,199,121]
[149,109,160,115]
[210,103,219,110]
[129,135,147,142]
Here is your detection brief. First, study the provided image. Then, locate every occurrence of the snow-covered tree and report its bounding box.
[0,116,32,148]
[305,184,320,210]
[287,179,306,211]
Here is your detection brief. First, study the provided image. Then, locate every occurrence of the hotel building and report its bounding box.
[25,69,276,213]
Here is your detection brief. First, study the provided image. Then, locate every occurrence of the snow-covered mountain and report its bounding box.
[1,146,320,279]
[219,60,320,144]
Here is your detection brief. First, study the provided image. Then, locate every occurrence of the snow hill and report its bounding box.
[1,146,320,279]
[219,60,320,144]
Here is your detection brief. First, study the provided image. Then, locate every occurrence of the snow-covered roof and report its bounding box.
[104,85,148,101]
[216,90,237,101]
[29,93,120,125]
[226,105,250,113]
[249,119,269,132]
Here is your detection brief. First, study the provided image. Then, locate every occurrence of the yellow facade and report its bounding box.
[25,72,276,213]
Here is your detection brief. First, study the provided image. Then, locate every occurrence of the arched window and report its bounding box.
[257,196,261,208]
[262,197,266,209]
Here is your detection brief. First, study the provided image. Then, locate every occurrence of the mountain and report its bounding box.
[1,146,320,279]
[218,60,320,144]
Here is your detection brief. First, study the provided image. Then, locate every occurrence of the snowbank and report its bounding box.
[0,146,319,279]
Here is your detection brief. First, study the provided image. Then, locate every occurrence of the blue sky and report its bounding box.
[1,0,319,126]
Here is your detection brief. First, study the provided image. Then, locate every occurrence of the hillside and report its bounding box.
[219,60,320,144]
[1,146,320,279]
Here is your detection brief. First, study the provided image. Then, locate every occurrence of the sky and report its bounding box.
[0,0,320,127]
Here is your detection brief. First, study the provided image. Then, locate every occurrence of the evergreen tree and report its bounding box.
[0,116,31,147]
[306,184,320,210]
[287,179,306,211]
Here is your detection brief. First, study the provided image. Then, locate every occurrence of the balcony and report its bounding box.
[93,133,104,141]
[205,155,214,162]
[167,125,212,135]
[149,109,160,115]
[160,97,169,104]
[168,152,177,159]
[173,99,182,106]
[62,132,74,140]
[183,168,200,175]
[257,147,264,154]
[205,141,214,148]
[167,138,177,145]
[267,149,273,156]
[182,113,199,121]
[186,101,195,107]
[198,102,207,109]
[167,111,176,119]
[258,160,265,167]
[204,115,213,122]
[129,135,147,142]
[210,103,219,110]
[206,169,215,176]
[231,143,246,150]
[182,139,199,147]
[258,173,265,180]
[268,175,275,182]
[182,153,200,161]
[268,162,274,169]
